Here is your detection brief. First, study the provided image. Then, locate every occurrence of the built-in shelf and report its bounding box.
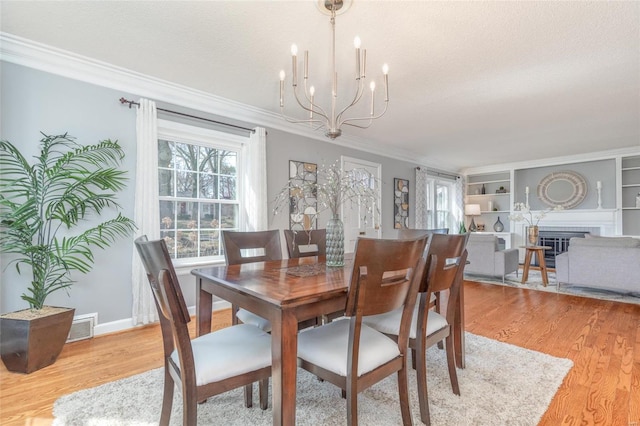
[466,171,511,232]
[622,155,640,235]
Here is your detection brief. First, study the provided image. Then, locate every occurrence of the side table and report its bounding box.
[520,245,552,286]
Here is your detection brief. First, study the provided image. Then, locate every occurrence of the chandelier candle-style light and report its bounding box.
[279,0,389,139]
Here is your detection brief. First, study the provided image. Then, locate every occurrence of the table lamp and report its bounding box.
[464,204,481,232]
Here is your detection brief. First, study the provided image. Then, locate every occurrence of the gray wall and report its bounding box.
[514,160,616,210]
[0,62,420,324]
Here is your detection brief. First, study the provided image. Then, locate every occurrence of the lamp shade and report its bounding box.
[464,204,481,216]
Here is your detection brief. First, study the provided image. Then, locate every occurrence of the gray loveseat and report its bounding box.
[464,233,519,282]
[555,236,640,294]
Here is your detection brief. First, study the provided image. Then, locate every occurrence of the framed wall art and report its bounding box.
[289,160,318,230]
[394,178,409,229]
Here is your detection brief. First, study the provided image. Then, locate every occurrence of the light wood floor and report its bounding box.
[1,281,639,426]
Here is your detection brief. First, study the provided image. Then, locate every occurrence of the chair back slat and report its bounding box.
[134,236,191,325]
[222,230,282,265]
[283,229,326,258]
[345,236,428,318]
[424,233,469,294]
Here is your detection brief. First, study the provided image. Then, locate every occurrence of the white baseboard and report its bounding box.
[92,300,231,337]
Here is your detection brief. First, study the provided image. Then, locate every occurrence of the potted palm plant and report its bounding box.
[0,133,136,373]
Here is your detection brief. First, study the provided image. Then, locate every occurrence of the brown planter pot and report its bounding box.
[0,306,75,374]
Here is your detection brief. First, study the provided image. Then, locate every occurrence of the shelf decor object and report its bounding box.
[596,180,602,209]
[465,204,481,232]
[493,217,504,232]
[288,160,318,231]
[537,170,587,209]
[393,178,409,229]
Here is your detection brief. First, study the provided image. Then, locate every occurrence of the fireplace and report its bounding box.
[535,231,589,268]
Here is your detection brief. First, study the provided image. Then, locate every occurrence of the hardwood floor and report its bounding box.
[1,281,638,425]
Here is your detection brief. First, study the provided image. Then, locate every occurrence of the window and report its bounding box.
[424,178,457,230]
[157,121,244,262]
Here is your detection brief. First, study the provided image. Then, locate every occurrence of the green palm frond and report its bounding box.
[0,133,136,309]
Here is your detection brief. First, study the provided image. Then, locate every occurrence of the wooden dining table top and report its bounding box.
[192,256,352,309]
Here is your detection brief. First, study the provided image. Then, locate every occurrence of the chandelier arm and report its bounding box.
[292,85,330,121]
[339,101,389,127]
[279,110,328,126]
[301,79,330,119]
[335,78,367,123]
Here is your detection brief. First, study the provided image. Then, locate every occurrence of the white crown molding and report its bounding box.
[462,145,640,175]
[0,32,424,166]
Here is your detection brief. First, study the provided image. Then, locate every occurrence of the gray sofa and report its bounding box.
[555,236,640,294]
[464,233,519,282]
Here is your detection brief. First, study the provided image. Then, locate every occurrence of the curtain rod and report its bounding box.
[119,97,255,134]
[416,166,459,180]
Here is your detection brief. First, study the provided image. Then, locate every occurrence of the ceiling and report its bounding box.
[2,1,639,171]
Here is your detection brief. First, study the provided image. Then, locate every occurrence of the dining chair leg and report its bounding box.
[416,344,431,426]
[183,385,198,426]
[259,379,269,410]
[160,369,174,426]
[243,383,253,408]
[445,335,460,395]
[346,386,358,426]
[397,367,413,426]
[411,348,417,370]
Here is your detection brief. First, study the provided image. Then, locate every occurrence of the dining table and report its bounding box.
[192,255,466,426]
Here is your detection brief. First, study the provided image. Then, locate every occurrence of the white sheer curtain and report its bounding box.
[242,127,268,231]
[131,98,159,325]
[415,167,429,228]
[455,175,465,233]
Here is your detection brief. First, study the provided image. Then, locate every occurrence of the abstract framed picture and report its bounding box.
[394,178,409,229]
[289,160,318,230]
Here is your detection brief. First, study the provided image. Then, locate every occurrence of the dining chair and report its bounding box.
[397,228,448,312]
[222,229,283,331]
[297,235,428,426]
[134,236,272,425]
[283,228,326,258]
[363,233,469,425]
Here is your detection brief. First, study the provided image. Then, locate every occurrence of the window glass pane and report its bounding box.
[175,230,198,259]
[200,203,220,227]
[220,152,237,175]
[200,230,220,257]
[219,176,237,200]
[199,147,219,173]
[160,200,176,231]
[176,201,197,228]
[176,171,197,197]
[174,143,198,171]
[221,204,238,229]
[158,140,173,168]
[199,173,217,199]
[159,169,173,196]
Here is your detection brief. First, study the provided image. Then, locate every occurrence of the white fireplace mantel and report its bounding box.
[510,208,619,253]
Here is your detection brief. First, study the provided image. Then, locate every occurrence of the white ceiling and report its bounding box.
[2,1,639,171]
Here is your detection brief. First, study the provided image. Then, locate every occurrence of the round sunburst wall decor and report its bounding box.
[537,170,587,209]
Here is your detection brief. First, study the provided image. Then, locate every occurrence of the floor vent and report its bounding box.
[67,313,97,343]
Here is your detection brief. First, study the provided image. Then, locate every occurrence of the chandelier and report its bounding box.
[278,0,389,140]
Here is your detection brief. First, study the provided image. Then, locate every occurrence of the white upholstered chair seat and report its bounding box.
[236,308,272,332]
[298,318,400,377]
[171,324,271,386]
[362,304,448,340]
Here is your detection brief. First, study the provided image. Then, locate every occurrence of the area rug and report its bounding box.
[52,333,572,426]
[466,270,640,305]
